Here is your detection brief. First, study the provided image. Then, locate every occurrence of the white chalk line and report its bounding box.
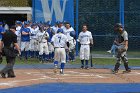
[24,71,108,78]
[0,71,140,87]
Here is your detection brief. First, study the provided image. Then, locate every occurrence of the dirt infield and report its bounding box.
[0,69,140,89]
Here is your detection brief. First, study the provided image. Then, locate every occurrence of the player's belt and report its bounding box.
[55,47,64,48]
[81,44,89,45]
[31,34,36,36]
[68,39,73,41]
[40,42,47,43]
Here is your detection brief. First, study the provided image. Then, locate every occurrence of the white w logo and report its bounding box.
[41,0,67,22]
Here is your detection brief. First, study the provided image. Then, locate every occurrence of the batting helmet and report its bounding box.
[70,31,75,37]
[57,28,63,33]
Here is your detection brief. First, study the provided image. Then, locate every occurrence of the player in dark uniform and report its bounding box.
[112,23,131,74]
[0,26,20,78]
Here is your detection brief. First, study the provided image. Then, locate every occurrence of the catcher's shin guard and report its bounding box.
[114,62,121,71]
[124,62,131,71]
[121,56,130,71]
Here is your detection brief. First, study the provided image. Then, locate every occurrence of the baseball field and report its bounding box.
[0,51,140,93]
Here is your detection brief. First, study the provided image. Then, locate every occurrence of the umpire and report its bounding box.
[112,23,131,74]
[0,26,20,78]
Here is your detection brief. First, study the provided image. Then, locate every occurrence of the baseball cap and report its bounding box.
[16,21,22,25]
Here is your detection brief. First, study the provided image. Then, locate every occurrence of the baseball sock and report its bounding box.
[30,51,33,57]
[43,53,45,60]
[20,51,24,58]
[60,63,65,71]
[85,60,88,67]
[114,62,121,71]
[25,51,29,60]
[54,61,58,66]
[124,62,130,71]
[81,60,84,66]
[36,51,39,58]
[71,53,75,61]
[66,54,69,62]
[39,55,43,61]
[52,52,54,58]
[45,54,49,61]
[49,53,52,60]
[28,50,31,57]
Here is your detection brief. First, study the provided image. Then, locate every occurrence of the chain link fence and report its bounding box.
[74,0,140,51]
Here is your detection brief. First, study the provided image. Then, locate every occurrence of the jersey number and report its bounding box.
[58,37,61,43]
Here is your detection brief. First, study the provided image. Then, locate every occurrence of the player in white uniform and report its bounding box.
[44,22,55,61]
[52,22,59,34]
[36,27,49,62]
[51,28,69,74]
[15,21,22,49]
[30,24,39,58]
[63,22,76,61]
[78,24,93,69]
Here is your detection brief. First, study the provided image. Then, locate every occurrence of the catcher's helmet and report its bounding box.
[114,23,123,28]
[57,28,63,33]
[70,31,75,37]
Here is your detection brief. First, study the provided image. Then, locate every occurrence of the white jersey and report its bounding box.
[52,26,58,34]
[51,33,68,48]
[63,27,75,41]
[78,31,93,45]
[36,31,49,43]
[15,26,21,37]
[31,28,39,39]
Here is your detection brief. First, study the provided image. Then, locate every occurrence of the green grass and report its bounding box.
[1,57,40,65]
[92,50,140,57]
[71,58,140,66]
[1,57,140,66]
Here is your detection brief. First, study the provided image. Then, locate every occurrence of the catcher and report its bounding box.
[112,23,131,74]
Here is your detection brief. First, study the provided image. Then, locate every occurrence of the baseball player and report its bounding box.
[20,21,31,60]
[44,22,55,61]
[78,24,93,69]
[15,21,22,49]
[52,21,59,34]
[30,23,39,58]
[63,22,76,61]
[58,21,66,31]
[112,23,131,74]
[51,28,69,74]
[36,26,49,62]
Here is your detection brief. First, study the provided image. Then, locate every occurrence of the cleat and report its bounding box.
[0,72,6,78]
[7,75,16,78]
[53,65,58,73]
[85,66,89,70]
[123,69,131,73]
[60,70,64,74]
[111,69,118,74]
[80,66,84,69]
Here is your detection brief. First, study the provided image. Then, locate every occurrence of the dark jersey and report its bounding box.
[2,30,17,47]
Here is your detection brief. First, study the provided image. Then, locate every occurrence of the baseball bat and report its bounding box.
[90,46,93,67]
